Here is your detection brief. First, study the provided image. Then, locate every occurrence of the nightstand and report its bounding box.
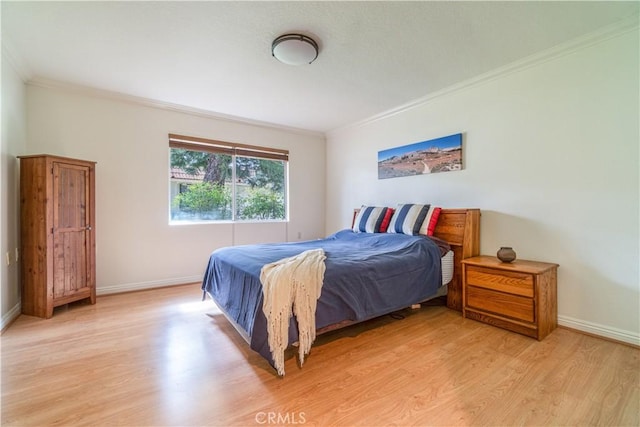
[461,256,559,340]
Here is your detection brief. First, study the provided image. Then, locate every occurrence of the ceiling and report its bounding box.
[2,1,638,133]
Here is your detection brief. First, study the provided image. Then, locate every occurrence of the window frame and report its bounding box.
[168,133,289,224]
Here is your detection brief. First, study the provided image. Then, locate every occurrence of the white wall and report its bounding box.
[25,85,326,293]
[326,28,639,343]
[1,48,27,328]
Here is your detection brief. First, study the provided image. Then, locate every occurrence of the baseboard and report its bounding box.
[558,315,640,347]
[8,282,637,347]
[97,275,203,296]
[1,301,22,333]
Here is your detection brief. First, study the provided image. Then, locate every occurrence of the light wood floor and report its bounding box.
[1,283,638,426]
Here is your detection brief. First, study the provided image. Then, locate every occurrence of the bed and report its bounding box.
[202,207,480,373]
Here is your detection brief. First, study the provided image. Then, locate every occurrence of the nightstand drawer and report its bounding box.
[466,286,534,323]
[466,266,534,297]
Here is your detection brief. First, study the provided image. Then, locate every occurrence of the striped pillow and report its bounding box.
[387,204,431,235]
[353,206,394,233]
[418,206,442,236]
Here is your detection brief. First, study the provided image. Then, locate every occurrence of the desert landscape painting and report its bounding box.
[378,133,463,179]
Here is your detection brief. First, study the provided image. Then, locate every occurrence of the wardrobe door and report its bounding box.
[52,161,93,303]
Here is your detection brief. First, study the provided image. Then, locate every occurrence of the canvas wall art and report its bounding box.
[377,133,463,179]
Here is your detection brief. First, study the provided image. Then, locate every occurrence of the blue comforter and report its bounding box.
[202,229,443,368]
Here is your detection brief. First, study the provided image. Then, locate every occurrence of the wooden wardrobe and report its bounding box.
[19,154,96,318]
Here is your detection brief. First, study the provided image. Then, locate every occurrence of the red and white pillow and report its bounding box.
[418,206,442,236]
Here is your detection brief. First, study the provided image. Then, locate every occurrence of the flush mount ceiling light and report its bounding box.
[272,34,319,65]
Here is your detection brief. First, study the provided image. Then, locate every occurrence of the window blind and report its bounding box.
[168,133,289,161]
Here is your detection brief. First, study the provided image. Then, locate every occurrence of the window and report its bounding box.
[169,134,288,223]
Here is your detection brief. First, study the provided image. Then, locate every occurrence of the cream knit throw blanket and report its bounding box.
[260,248,326,376]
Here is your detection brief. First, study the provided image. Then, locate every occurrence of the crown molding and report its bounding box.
[1,37,33,82]
[14,11,639,140]
[327,13,639,137]
[26,77,325,139]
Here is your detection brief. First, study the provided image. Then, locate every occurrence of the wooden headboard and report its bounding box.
[352,208,480,311]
